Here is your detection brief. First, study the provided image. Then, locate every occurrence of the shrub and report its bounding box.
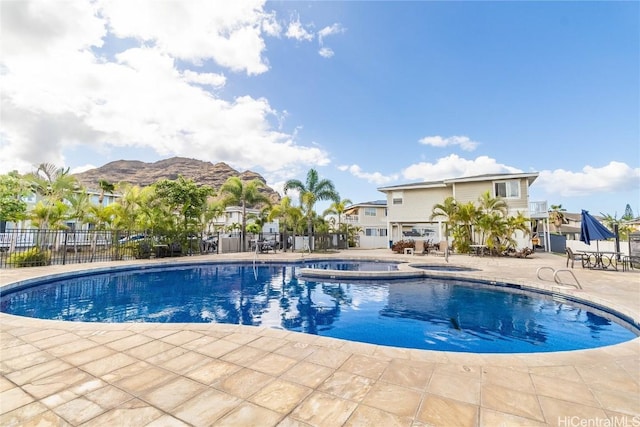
[391,239,415,253]
[7,247,51,267]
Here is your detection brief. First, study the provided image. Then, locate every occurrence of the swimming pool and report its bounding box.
[1,261,637,353]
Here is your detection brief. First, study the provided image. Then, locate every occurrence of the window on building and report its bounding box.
[364,208,376,216]
[364,228,388,237]
[494,180,520,198]
[392,191,403,205]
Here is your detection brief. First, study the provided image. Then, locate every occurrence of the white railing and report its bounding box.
[529,201,548,218]
[344,216,359,224]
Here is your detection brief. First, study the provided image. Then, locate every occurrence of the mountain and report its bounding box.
[73,157,281,202]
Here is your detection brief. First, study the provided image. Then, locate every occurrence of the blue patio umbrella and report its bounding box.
[580,209,615,247]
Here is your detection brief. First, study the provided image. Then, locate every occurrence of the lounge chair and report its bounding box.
[414,240,425,255]
[432,241,448,257]
[566,247,584,268]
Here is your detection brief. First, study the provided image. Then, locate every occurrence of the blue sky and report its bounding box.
[1,1,638,217]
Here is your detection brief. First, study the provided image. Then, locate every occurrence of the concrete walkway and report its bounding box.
[1,249,638,426]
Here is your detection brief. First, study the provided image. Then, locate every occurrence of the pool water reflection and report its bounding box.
[1,263,637,353]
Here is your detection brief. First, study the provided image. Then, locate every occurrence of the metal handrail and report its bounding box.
[536,266,582,289]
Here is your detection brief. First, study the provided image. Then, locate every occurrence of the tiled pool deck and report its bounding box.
[1,249,638,426]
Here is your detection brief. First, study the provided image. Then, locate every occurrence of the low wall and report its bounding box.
[566,239,630,256]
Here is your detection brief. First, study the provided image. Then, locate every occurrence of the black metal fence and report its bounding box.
[0,229,348,269]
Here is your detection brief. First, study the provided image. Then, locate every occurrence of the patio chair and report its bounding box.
[622,255,640,272]
[432,241,448,257]
[414,240,425,255]
[566,247,585,268]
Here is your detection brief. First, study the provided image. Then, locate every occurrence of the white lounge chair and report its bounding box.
[432,241,448,257]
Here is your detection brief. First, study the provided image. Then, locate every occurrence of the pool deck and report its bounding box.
[1,249,638,426]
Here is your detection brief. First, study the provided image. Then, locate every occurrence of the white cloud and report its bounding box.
[0,0,105,58]
[318,48,335,58]
[261,10,282,37]
[535,162,640,197]
[419,135,479,151]
[317,23,344,58]
[285,15,314,42]
[402,154,522,181]
[338,164,398,185]
[182,70,226,87]
[318,23,345,45]
[100,0,272,75]
[0,0,331,177]
[70,164,98,174]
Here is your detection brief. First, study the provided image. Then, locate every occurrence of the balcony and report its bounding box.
[344,215,359,224]
[529,201,549,219]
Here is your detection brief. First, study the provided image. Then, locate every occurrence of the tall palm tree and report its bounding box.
[220,177,270,251]
[284,169,339,250]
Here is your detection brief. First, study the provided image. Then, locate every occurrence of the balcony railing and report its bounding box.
[344,215,359,224]
[529,201,548,218]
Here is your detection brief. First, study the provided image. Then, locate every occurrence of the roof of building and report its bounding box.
[344,200,387,214]
[377,172,539,192]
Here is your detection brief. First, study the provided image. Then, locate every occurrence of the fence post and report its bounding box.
[62,230,68,265]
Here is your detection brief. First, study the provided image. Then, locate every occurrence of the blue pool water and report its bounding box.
[300,260,400,271]
[1,262,637,353]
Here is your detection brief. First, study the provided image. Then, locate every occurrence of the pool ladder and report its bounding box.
[536,267,582,289]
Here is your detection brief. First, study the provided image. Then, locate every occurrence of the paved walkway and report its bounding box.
[1,249,638,426]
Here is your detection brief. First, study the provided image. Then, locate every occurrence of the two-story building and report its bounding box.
[376,172,540,250]
[344,200,389,249]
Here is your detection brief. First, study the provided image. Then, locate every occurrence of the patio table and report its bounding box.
[581,251,621,271]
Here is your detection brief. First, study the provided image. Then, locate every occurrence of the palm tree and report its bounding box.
[269,196,303,251]
[322,198,353,233]
[475,191,509,249]
[202,200,225,234]
[25,163,78,230]
[219,177,270,251]
[97,179,115,205]
[549,204,566,233]
[284,169,339,250]
[504,211,531,251]
[111,183,145,231]
[453,201,479,253]
[66,190,92,228]
[430,196,458,261]
[477,191,508,216]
